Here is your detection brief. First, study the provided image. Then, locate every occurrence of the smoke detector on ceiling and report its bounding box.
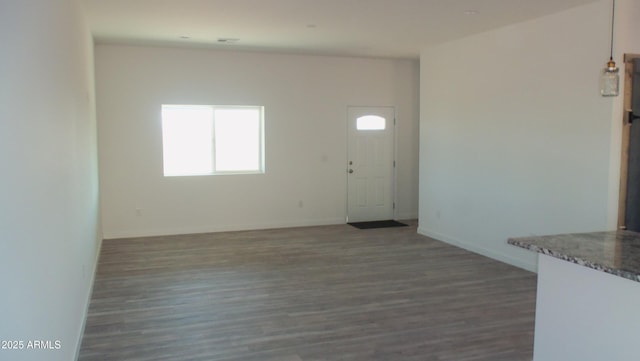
[217,38,240,44]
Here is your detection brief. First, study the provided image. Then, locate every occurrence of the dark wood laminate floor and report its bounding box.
[78,221,536,361]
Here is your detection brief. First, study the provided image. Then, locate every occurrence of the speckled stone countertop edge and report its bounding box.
[508,238,640,283]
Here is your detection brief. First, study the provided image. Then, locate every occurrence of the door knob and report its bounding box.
[348,169,354,174]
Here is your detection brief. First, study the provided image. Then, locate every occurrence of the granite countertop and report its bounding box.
[508,231,640,283]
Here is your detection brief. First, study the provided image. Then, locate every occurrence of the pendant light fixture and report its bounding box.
[600,0,619,97]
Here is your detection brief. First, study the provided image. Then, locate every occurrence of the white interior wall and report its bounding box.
[419,1,614,271]
[0,1,101,360]
[96,45,419,239]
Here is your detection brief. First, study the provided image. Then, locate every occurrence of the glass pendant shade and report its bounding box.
[601,0,618,97]
[600,60,620,97]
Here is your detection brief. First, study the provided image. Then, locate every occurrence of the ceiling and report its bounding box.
[82,0,598,59]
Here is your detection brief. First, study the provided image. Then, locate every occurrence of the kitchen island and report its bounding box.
[508,231,640,361]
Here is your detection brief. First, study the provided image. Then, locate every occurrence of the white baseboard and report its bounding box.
[103,218,347,240]
[417,227,537,273]
[74,235,103,360]
[395,212,418,221]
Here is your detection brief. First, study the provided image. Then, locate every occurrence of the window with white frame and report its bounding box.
[161,104,264,176]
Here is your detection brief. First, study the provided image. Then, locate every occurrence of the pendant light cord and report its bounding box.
[610,0,616,61]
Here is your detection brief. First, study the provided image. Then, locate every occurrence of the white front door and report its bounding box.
[347,106,395,222]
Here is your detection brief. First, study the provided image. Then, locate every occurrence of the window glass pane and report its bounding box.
[357,115,386,130]
[214,108,262,172]
[161,105,214,176]
[161,104,264,176]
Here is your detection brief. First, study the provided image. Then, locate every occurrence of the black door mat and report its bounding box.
[348,220,408,230]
